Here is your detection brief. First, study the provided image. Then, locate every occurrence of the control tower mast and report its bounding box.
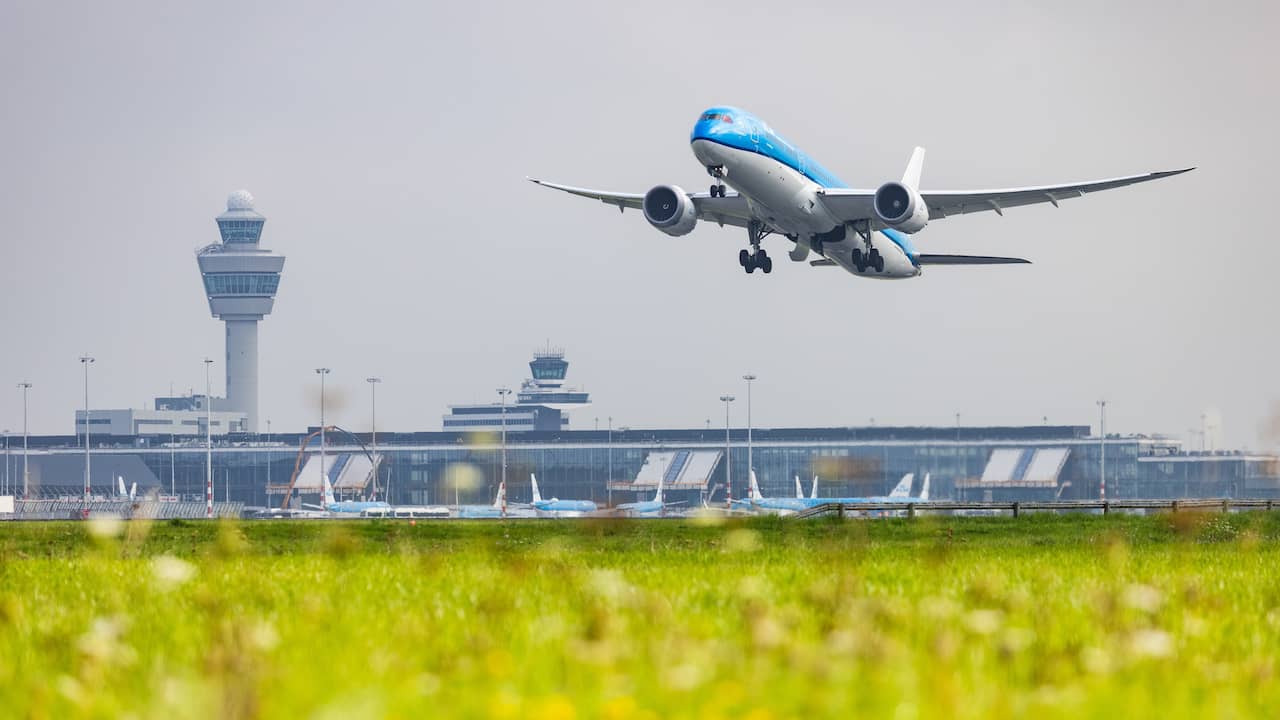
[196,190,284,432]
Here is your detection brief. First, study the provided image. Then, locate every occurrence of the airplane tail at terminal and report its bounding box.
[530,474,543,504]
[321,462,337,509]
[494,478,506,510]
[654,471,665,504]
[748,470,763,501]
[918,473,930,501]
[810,475,819,499]
[794,475,804,499]
[117,476,126,498]
[889,473,915,499]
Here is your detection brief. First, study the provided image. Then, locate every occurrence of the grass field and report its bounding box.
[2,512,1279,719]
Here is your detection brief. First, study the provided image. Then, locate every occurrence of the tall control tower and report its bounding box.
[195,190,284,432]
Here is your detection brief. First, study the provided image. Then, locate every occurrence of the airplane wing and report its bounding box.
[528,179,755,228]
[816,168,1194,223]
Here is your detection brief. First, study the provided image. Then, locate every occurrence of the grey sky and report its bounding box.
[1,1,1276,449]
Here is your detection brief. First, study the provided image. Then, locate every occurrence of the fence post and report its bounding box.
[1103,501,1110,515]
[1171,500,1179,514]
[1222,499,1230,514]
[838,504,845,520]
[1012,502,1020,518]
[1268,500,1274,512]
[907,503,916,519]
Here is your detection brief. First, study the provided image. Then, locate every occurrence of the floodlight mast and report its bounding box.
[720,395,735,507]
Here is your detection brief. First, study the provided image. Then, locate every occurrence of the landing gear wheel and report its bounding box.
[745,261,756,274]
[761,255,773,273]
[739,249,750,267]
[873,251,885,273]
[852,248,866,273]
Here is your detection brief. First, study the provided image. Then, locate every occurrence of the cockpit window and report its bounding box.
[699,112,733,123]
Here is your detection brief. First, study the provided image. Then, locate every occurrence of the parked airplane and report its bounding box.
[530,474,597,518]
[532,107,1190,279]
[305,468,391,515]
[737,470,809,515]
[454,479,530,519]
[615,473,682,517]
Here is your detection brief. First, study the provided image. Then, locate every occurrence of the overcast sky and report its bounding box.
[1,1,1277,449]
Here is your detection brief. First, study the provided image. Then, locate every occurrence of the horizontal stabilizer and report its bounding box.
[915,254,1030,265]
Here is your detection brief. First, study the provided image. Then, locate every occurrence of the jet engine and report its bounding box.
[873,181,929,234]
[643,185,698,236]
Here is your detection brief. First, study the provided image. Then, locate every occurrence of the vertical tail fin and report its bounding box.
[118,476,126,497]
[794,475,804,499]
[889,473,914,498]
[902,147,926,190]
[748,469,762,502]
[493,478,506,510]
[321,456,336,509]
[810,475,819,499]
[918,473,930,501]
[129,482,137,501]
[530,473,542,504]
[654,469,664,504]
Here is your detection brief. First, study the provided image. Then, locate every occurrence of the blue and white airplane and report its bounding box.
[307,468,391,515]
[615,472,682,518]
[530,473,597,518]
[531,107,1191,278]
[454,478,536,519]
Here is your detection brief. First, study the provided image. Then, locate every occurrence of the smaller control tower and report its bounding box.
[196,190,284,432]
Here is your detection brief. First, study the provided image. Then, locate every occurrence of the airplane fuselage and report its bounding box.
[690,108,919,279]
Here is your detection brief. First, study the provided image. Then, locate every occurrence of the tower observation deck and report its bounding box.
[195,190,284,432]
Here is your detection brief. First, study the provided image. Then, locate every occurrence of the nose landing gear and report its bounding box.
[707,165,727,198]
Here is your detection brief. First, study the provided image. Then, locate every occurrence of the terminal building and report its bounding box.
[9,422,1279,508]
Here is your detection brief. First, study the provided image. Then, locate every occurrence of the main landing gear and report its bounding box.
[849,220,885,273]
[739,220,773,274]
[707,165,727,198]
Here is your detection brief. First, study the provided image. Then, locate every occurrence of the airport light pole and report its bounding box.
[79,355,94,507]
[169,432,175,497]
[205,358,215,518]
[743,374,756,482]
[264,420,271,497]
[18,382,31,499]
[367,378,381,501]
[1097,400,1107,501]
[497,387,511,504]
[720,395,735,507]
[607,416,613,507]
[316,368,330,505]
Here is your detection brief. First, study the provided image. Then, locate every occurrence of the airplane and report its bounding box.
[530,473,597,518]
[736,470,810,515]
[454,478,533,519]
[531,106,1191,279]
[615,472,683,517]
[305,466,391,515]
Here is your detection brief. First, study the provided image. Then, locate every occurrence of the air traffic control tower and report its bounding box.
[195,190,284,432]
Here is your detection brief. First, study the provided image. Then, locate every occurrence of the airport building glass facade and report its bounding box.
[11,426,1279,507]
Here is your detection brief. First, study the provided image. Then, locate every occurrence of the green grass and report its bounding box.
[2,512,1280,719]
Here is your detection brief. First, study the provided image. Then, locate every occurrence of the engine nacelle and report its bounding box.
[643,185,698,236]
[873,182,929,234]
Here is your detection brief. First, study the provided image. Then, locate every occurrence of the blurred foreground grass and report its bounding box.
[2,512,1280,719]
